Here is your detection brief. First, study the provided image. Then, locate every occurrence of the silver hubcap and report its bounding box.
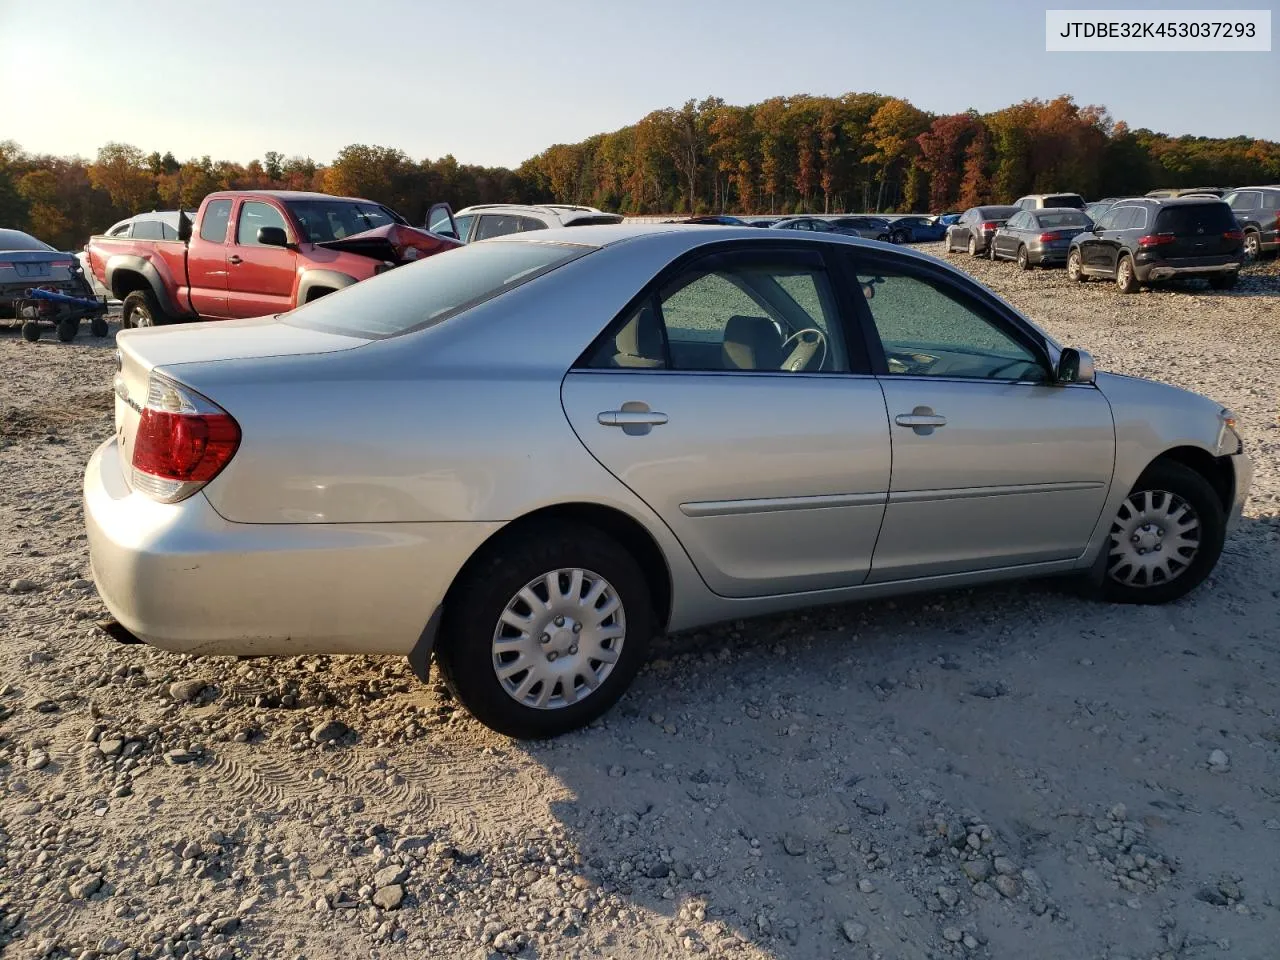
[1119,262,1131,285]
[132,306,152,328]
[492,568,626,710]
[1245,235,1259,260]
[1108,490,1200,587]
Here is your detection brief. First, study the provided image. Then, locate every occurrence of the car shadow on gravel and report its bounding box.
[518,515,1280,959]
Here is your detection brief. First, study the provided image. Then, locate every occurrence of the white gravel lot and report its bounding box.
[1,246,1278,960]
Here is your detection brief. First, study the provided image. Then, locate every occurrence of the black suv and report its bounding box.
[1066,197,1244,293]
[1222,185,1280,261]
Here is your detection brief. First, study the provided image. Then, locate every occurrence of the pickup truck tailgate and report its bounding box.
[112,316,367,489]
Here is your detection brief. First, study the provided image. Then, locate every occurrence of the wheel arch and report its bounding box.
[1143,445,1234,513]
[297,269,359,305]
[105,255,185,316]
[410,502,676,682]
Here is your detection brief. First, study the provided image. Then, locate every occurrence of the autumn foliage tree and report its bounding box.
[2,92,1278,248]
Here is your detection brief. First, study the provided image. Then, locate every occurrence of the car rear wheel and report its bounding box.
[1095,461,1225,605]
[1243,231,1261,261]
[121,289,168,329]
[1016,245,1030,270]
[1115,256,1138,294]
[435,522,654,738]
[967,236,978,257]
[1209,272,1238,290]
[1067,249,1086,282]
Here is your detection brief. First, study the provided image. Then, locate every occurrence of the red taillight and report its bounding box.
[131,374,240,503]
[1037,233,1059,243]
[981,221,998,231]
[1138,233,1176,248]
[1223,229,1244,241]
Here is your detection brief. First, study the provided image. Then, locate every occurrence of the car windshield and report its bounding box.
[285,200,405,242]
[284,240,591,339]
[1154,203,1236,234]
[1036,212,1091,228]
[0,229,54,252]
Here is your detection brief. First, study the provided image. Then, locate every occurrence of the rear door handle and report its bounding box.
[598,410,669,427]
[228,255,243,265]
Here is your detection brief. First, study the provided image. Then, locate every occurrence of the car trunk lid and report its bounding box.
[112,317,367,489]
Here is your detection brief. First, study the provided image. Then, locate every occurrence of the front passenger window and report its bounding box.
[856,269,1044,382]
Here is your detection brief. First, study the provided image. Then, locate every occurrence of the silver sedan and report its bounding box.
[85,225,1252,738]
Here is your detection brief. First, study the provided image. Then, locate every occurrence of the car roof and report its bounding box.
[455,203,613,216]
[206,190,377,204]
[1117,195,1227,207]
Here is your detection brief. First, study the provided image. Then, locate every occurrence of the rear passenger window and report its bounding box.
[1155,204,1235,234]
[1263,192,1280,211]
[518,217,547,233]
[199,200,233,243]
[585,252,849,373]
[131,220,163,240]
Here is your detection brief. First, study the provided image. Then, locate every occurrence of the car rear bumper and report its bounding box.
[1136,258,1240,281]
[1028,243,1070,265]
[84,438,501,657]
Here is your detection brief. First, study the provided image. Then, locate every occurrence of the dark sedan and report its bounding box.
[0,229,95,317]
[943,205,1019,256]
[885,215,948,243]
[676,215,753,226]
[990,208,1095,269]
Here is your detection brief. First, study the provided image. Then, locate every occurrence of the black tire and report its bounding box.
[1016,245,1031,271]
[1093,461,1226,605]
[1115,256,1138,294]
[1067,248,1086,282]
[1243,231,1261,262]
[121,289,168,329]
[1208,272,1238,290]
[90,316,110,338]
[20,321,40,343]
[56,319,79,343]
[434,522,655,738]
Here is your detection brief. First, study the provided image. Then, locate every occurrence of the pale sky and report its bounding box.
[2,0,1276,168]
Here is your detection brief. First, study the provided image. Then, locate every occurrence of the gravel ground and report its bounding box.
[2,250,1279,960]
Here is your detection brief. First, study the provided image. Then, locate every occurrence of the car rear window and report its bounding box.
[283,240,592,339]
[1154,203,1236,235]
[1044,195,1085,209]
[0,229,54,252]
[1037,211,1091,228]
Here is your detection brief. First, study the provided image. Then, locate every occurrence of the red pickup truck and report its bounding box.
[86,191,460,327]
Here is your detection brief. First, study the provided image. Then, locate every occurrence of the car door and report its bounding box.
[1103,206,1138,272]
[1079,208,1117,270]
[186,198,233,318]
[224,199,299,319]
[951,211,972,248]
[842,252,1115,581]
[561,244,892,598]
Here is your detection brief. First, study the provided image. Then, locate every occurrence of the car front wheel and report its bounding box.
[967,236,978,256]
[1116,256,1138,294]
[435,523,654,738]
[1096,461,1225,605]
[1067,249,1086,282]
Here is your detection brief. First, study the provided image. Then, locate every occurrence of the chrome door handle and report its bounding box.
[598,410,669,427]
[228,255,243,265]
[895,413,947,428]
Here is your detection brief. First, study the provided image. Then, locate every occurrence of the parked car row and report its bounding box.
[943,186,1278,293]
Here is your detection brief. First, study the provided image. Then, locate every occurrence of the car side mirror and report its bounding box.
[257,226,290,248]
[1057,347,1095,385]
[177,210,193,244]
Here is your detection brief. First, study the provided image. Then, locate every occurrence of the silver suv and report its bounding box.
[1012,193,1086,212]
[429,204,622,243]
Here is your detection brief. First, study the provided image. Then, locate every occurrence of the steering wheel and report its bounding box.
[779,327,828,372]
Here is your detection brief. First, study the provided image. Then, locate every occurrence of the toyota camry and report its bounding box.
[85,225,1252,737]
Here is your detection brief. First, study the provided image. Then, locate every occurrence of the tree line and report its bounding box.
[3,92,1278,250]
